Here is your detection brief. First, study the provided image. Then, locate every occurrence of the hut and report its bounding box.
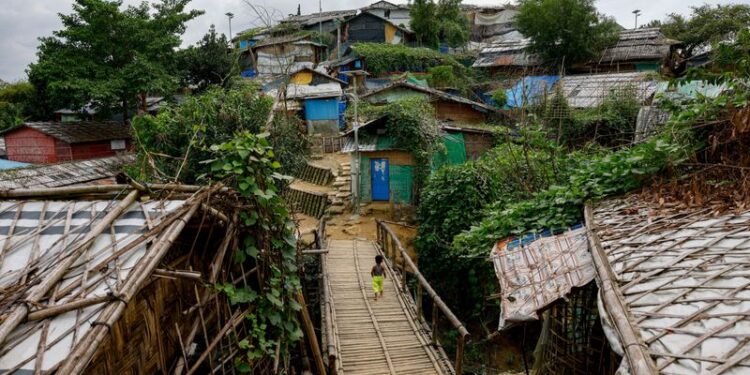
[361,81,501,124]
[243,34,328,77]
[472,39,543,76]
[339,12,414,45]
[0,184,262,374]
[462,5,521,43]
[341,116,478,204]
[278,10,357,34]
[587,28,684,74]
[1,122,132,164]
[266,70,346,136]
[587,194,750,374]
[360,1,411,29]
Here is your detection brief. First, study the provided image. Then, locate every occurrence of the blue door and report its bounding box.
[371,159,389,201]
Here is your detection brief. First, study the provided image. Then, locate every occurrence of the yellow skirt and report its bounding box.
[372,276,384,293]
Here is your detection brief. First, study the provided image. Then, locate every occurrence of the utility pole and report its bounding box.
[345,91,360,214]
[632,9,641,29]
[226,12,235,39]
[319,0,323,36]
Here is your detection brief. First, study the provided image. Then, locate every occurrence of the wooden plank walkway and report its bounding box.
[324,239,453,375]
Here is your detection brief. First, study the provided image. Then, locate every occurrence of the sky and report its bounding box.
[0,0,746,82]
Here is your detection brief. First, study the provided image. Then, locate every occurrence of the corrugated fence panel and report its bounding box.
[389,165,413,204]
[359,155,371,202]
[304,98,340,121]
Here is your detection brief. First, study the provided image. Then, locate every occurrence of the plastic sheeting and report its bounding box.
[505,75,560,108]
[432,132,467,171]
[490,226,595,330]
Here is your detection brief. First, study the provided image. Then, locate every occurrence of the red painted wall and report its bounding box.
[4,127,130,163]
[5,127,60,163]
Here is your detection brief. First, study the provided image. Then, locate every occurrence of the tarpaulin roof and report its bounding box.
[0,186,209,373]
[588,195,750,374]
[490,226,595,329]
[472,39,541,68]
[270,82,343,100]
[654,80,727,102]
[505,75,560,108]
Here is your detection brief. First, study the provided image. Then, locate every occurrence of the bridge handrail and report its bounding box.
[315,216,339,375]
[375,219,469,375]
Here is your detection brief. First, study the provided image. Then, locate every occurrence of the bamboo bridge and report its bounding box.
[316,220,469,375]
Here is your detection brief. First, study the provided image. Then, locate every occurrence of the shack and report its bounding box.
[339,12,414,45]
[0,184,258,374]
[463,5,521,43]
[1,122,131,164]
[362,81,500,124]
[279,10,357,34]
[472,39,543,76]
[587,194,750,374]
[267,77,345,136]
[341,116,474,204]
[361,1,411,29]
[243,34,328,76]
[587,28,684,74]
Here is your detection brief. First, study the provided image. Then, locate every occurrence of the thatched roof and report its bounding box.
[587,195,750,374]
[558,72,659,108]
[1,122,131,144]
[598,28,681,65]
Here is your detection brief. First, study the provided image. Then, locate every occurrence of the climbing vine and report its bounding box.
[382,98,442,202]
[351,43,466,76]
[210,133,303,370]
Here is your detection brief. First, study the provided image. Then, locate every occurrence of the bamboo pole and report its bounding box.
[153,269,202,281]
[584,205,657,375]
[57,200,202,374]
[0,183,206,199]
[27,295,116,321]
[0,189,140,347]
[296,291,326,375]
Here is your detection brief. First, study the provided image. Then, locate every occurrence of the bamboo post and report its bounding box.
[432,303,439,345]
[401,256,407,293]
[296,291,326,375]
[0,189,140,347]
[455,333,466,375]
[416,283,423,319]
[584,205,657,375]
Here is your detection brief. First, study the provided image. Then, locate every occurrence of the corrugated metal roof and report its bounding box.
[280,10,358,27]
[362,81,497,112]
[559,72,658,108]
[2,122,132,144]
[341,135,396,153]
[589,195,750,374]
[271,82,343,100]
[0,154,133,190]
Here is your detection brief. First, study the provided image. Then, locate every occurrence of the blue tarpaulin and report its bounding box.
[0,159,29,170]
[506,75,560,108]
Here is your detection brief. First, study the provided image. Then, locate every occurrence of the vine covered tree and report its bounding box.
[180,24,237,92]
[515,0,620,66]
[411,0,470,49]
[658,4,750,55]
[28,0,202,123]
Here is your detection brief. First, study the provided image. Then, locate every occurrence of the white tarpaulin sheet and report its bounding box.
[491,226,595,329]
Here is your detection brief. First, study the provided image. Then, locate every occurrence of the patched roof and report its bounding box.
[2,122,132,144]
[0,154,134,190]
[361,1,409,10]
[472,39,541,68]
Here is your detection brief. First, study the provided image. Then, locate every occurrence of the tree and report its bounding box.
[27,0,202,123]
[515,0,620,66]
[659,4,750,55]
[0,81,41,129]
[180,25,237,92]
[436,0,469,48]
[411,0,440,48]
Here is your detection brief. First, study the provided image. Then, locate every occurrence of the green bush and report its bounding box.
[491,89,507,108]
[427,65,457,88]
[351,43,466,76]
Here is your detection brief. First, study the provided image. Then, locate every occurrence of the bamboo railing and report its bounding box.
[315,216,340,375]
[375,220,470,375]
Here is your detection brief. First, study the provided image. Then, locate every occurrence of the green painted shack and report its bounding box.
[342,117,493,204]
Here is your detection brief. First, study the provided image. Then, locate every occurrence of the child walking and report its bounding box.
[371,255,386,301]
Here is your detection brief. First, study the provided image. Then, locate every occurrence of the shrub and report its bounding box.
[350,43,466,76]
[491,89,507,108]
